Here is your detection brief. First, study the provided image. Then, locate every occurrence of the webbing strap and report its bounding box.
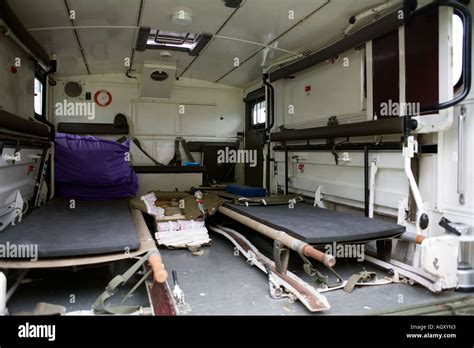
[344,271,377,293]
[168,138,182,166]
[132,138,164,166]
[180,138,196,163]
[92,253,151,315]
[298,251,343,288]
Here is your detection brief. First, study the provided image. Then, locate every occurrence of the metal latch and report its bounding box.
[264,264,296,302]
[2,152,21,162]
[0,190,24,232]
[273,240,289,274]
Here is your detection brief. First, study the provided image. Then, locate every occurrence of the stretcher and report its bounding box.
[0,199,172,316]
[221,202,405,245]
[0,198,157,269]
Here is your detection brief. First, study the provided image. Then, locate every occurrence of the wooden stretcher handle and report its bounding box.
[149,254,168,283]
[416,235,426,244]
[303,245,336,268]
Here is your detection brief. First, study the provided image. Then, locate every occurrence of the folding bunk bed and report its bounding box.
[221,202,405,245]
[210,193,406,285]
[0,199,154,269]
[0,110,156,268]
[0,111,171,315]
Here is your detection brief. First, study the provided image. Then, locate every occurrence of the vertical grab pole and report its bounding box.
[458,105,467,205]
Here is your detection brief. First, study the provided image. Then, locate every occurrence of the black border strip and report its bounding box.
[0,315,473,345]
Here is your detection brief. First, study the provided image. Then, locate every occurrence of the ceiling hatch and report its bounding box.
[136,28,212,56]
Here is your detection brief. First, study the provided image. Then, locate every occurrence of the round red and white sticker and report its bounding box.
[94,90,112,107]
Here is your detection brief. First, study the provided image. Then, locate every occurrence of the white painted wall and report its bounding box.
[277,48,367,128]
[0,31,35,118]
[50,74,245,187]
[247,5,474,237]
[259,47,409,218]
[274,150,408,216]
[0,30,42,218]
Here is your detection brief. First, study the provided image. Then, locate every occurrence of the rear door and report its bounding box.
[244,88,265,187]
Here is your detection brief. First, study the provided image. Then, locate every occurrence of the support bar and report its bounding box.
[0,109,49,138]
[271,117,415,142]
[273,143,402,152]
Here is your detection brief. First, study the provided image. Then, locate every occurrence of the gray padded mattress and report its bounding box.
[223,202,405,244]
[0,198,140,258]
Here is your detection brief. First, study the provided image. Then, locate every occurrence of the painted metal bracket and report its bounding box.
[0,190,24,232]
[314,185,322,207]
[273,240,289,274]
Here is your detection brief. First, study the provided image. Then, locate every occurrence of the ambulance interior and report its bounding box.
[0,0,473,316]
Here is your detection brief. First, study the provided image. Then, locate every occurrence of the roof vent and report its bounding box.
[64,81,82,98]
[140,62,176,99]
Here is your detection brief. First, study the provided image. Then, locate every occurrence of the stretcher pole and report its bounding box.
[218,206,336,268]
[129,207,168,283]
[149,253,168,283]
[399,231,426,245]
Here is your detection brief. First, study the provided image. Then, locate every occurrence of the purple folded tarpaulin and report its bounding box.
[55,133,138,200]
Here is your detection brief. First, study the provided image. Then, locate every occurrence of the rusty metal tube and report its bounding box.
[399,231,426,245]
[218,206,336,267]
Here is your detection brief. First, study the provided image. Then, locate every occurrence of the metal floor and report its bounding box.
[7,261,149,315]
[6,230,472,315]
[160,230,470,315]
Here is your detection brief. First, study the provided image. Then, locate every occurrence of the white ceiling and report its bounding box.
[7,0,393,88]
[141,0,235,33]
